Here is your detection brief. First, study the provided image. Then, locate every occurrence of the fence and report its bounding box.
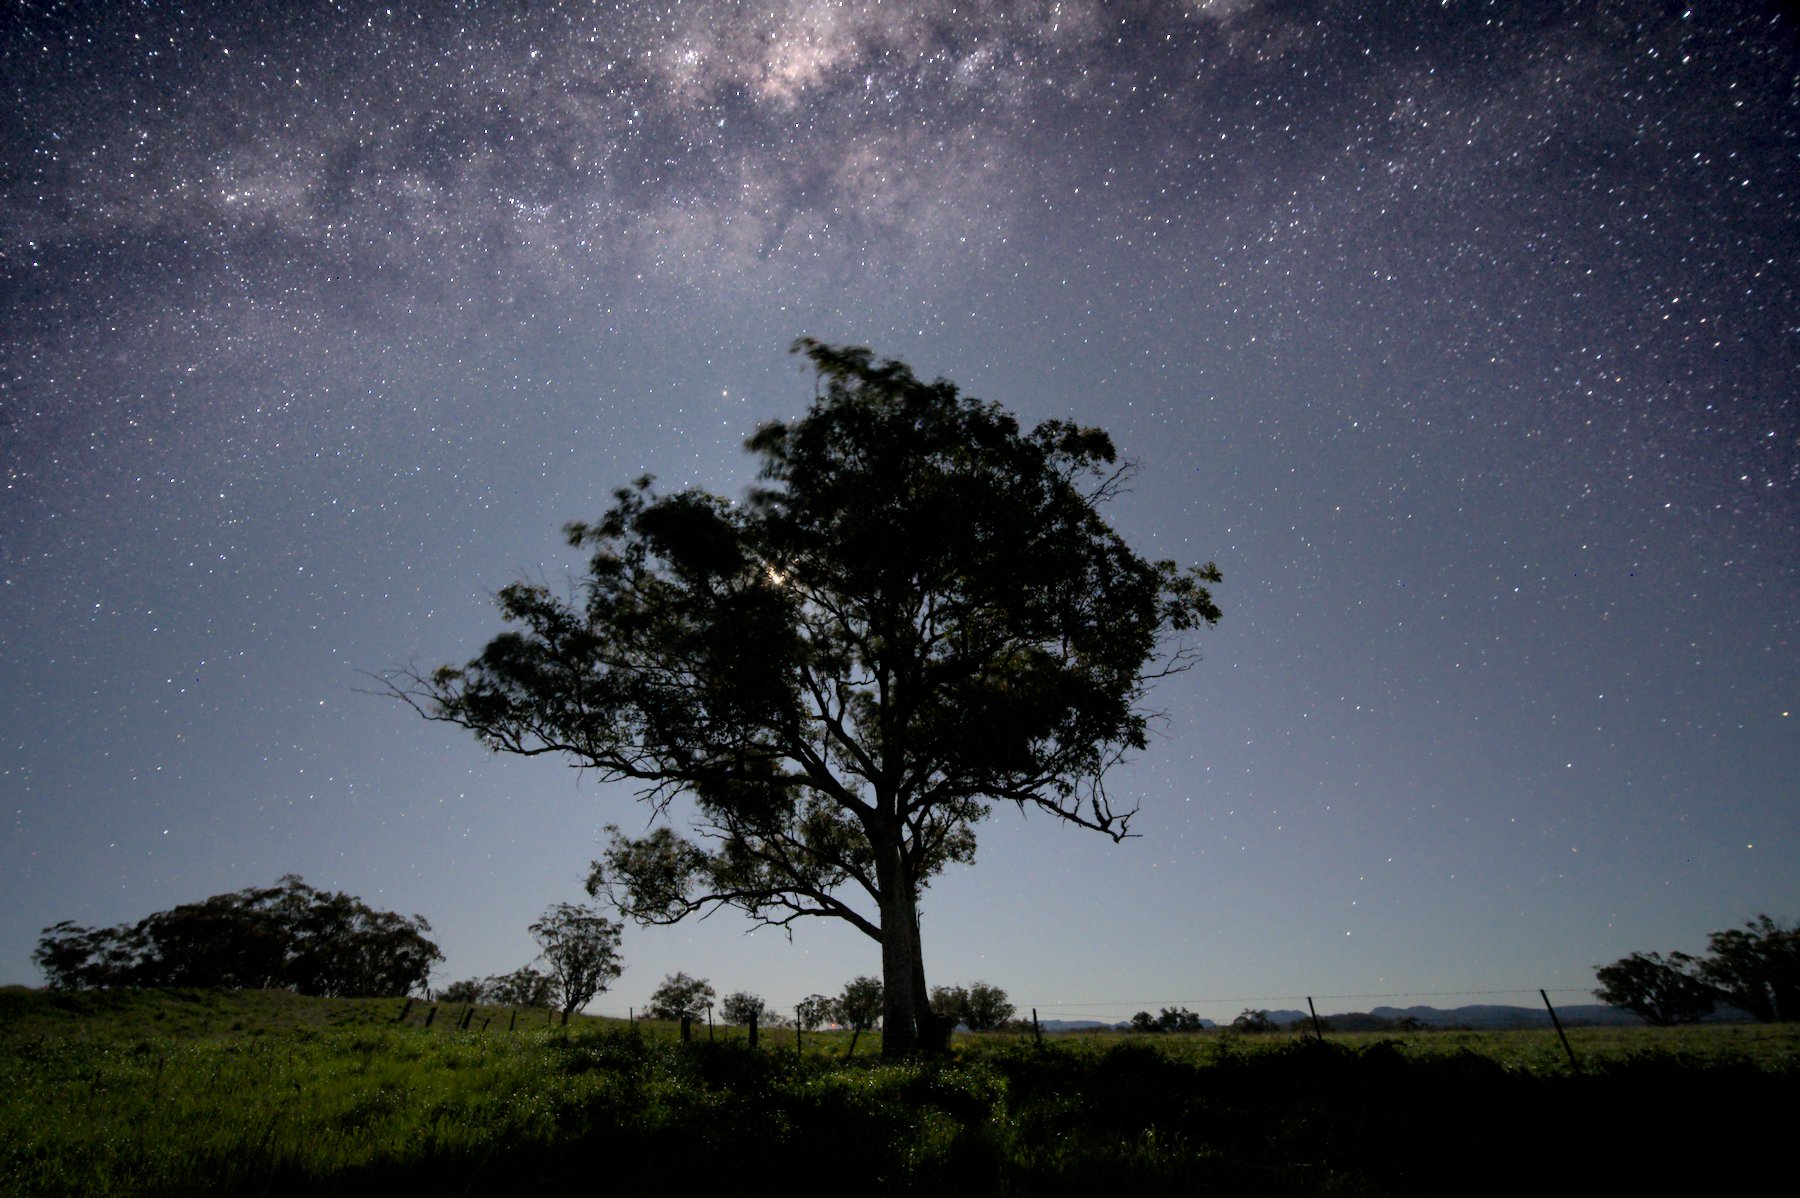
[391,985,1606,1067]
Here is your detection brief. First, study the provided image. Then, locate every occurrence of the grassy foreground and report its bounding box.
[3,987,1796,1197]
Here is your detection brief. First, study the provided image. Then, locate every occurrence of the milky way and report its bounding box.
[3,1,1795,1019]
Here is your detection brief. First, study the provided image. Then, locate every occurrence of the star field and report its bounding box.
[2,0,1794,1019]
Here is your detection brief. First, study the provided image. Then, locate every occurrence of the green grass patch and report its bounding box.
[3,987,1795,1196]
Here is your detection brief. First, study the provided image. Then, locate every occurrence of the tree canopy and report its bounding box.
[1231,1008,1277,1033]
[929,981,1014,1032]
[395,339,1221,1053]
[719,990,768,1026]
[1594,915,1800,1024]
[1592,951,1716,1026]
[794,993,835,1032]
[439,964,562,1009]
[529,902,624,1023]
[1697,915,1800,1023]
[646,971,715,1022]
[486,965,560,1009]
[33,875,440,997]
[835,974,884,1056]
[1129,1006,1205,1033]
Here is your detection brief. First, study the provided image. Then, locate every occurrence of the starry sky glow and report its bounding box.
[3,0,1795,1021]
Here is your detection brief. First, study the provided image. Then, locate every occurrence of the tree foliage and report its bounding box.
[437,977,487,1004]
[1696,915,1800,1023]
[964,981,1016,1032]
[1159,1006,1205,1032]
[486,965,560,1009]
[1128,1006,1205,1033]
[1595,915,1799,1024]
[928,984,968,1026]
[32,875,440,997]
[394,339,1221,1053]
[1232,1008,1276,1033]
[437,964,563,1010]
[794,992,835,1032]
[835,974,884,1056]
[439,966,560,1008]
[1592,952,1715,1026]
[720,990,767,1026]
[529,902,624,1023]
[835,975,885,1031]
[929,981,1014,1032]
[646,972,715,1021]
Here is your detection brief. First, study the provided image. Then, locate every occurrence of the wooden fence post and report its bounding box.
[396,998,414,1024]
[423,1005,438,1028]
[1540,990,1582,1074]
[508,1008,517,1032]
[681,1015,693,1043]
[748,1011,759,1048]
[1032,1008,1043,1048]
[1306,997,1325,1041]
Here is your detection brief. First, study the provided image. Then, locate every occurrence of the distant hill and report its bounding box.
[1034,1018,1130,1032]
[1366,1004,1640,1029]
[1093,1003,1757,1033]
[1360,1003,1758,1029]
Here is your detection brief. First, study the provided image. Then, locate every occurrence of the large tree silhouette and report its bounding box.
[394,339,1220,1053]
[34,875,440,997]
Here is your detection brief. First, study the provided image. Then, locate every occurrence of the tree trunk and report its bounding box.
[876,837,921,1056]
[913,921,953,1053]
[913,932,930,1026]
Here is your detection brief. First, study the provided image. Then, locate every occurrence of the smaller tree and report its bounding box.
[1593,951,1715,1025]
[1231,1008,1275,1033]
[795,993,835,1032]
[928,985,969,1026]
[835,975,884,1057]
[927,981,1014,1032]
[438,978,488,1003]
[529,903,623,1024]
[720,990,767,1026]
[1129,1011,1158,1033]
[437,964,561,1008]
[488,964,559,1009]
[1156,1006,1204,1033]
[963,982,1015,1032]
[647,972,716,1022]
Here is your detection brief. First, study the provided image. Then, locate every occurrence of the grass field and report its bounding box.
[4,986,1796,1196]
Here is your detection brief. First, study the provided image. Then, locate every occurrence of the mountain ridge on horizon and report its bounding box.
[1032,1001,1754,1033]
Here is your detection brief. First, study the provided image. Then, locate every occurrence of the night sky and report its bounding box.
[3,0,1795,1023]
